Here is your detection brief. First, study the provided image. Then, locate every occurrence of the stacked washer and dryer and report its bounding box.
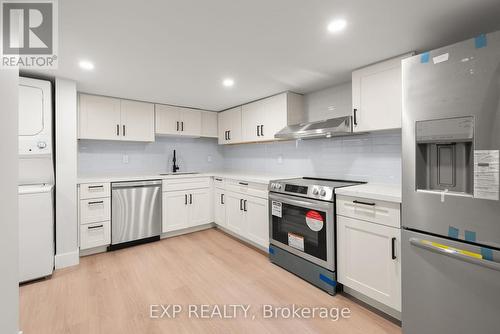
[18,77,55,282]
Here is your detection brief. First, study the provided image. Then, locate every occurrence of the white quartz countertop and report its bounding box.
[77,171,295,185]
[335,183,402,203]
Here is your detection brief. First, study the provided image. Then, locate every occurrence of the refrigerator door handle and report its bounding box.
[409,238,500,272]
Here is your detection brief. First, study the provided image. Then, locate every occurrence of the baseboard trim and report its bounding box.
[161,223,215,239]
[342,286,401,322]
[55,249,80,269]
[215,225,268,254]
[80,245,109,257]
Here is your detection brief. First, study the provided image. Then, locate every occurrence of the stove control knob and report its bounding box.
[320,189,327,197]
[276,184,282,190]
[312,188,319,195]
[271,183,276,189]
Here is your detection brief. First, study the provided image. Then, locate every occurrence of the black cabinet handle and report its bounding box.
[257,125,260,137]
[228,130,231,140]
[353,200,375,206]
[181,121,184,131]
[177,121,179,131]
[353,108,358,126]
[88,200,104,205]
[240,199,243,211]
[238,182,248,186]
[88,224,104,230]
[189,193,192,204]
[243,200,247,212]
[221,193,224,205]
[215,178,222,181]
[123,125,126,136]
[185,194,188,205]
[88,185,104,189]
[260,125,264,136]
[391,237,397,259]
[116,124,120,136]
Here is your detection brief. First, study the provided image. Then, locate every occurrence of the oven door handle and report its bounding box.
[269,193,333,210]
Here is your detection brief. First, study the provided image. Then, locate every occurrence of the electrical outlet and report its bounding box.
[122,154,129,164]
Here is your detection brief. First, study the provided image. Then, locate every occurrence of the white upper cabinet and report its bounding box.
[352,54,413,132]
[219,92,304,145]
[201,111,218,138]
[120,99,155,142]
[242,92,304,142]
[79,94,121,141]
[155,104,202,137]
[78,94,154,142]
[218,106,242,144]
[155,104,179,135]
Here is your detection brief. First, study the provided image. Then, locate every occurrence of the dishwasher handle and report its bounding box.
[112,180,162,189]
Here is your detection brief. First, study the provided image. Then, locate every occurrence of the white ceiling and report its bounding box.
[31,0,500,111]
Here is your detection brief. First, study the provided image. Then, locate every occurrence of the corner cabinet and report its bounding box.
[78,94,154,142]
[336,195,401,312]
[351,53,413,132]
[218,92,305,145]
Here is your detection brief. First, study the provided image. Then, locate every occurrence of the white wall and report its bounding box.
[0,69,19,333]
[78,137,224,176]
[55,79,79,268]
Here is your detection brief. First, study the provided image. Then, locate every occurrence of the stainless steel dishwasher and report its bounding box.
[110,180,162,249]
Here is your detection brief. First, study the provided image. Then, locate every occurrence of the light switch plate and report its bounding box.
[122,154,129,164]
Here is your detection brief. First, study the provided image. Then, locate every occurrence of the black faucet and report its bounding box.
[172,150,180,173]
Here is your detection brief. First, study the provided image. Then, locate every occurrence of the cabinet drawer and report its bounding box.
[79,183,111,199]
[80,198,111,224]
[336,195,400,228]
[213,177,225,189]
[162,177,210,192]
[225,179,268,199]
[80,221,111,250]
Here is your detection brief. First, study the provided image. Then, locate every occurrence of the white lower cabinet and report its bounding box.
[243,196,268,247]
[79,182,112,251]
[224,190,268,249]
[162,187,211,233]
[225,192,244,234]
[214,187,226,226]
[80,221,111,250]
[337,215,401,311]
[162,190,190,232]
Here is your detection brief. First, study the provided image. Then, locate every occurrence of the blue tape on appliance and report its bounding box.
[475,34,487,49]
[420,52,430,63]
[448,226,459,239]
[481,248,493,261]
[319,274,336,287]
[464,230,477,242]
[268,246,275,254]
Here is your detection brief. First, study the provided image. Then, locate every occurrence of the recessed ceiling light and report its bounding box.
[79,60,94,70]
[222,78,234,87]
[327,19,347,33]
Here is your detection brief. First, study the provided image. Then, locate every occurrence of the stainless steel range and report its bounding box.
[268,177,363,294]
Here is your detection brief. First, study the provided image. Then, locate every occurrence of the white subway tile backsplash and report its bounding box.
[78,132,401,184]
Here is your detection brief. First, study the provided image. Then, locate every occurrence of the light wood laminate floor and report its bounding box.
[20,228,401,334]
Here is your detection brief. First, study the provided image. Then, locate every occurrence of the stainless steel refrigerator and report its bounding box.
[402,31,500,334]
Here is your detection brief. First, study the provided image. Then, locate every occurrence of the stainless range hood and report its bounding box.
[274,116,353,140]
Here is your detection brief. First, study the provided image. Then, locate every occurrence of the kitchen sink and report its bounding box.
[159,172,200,176]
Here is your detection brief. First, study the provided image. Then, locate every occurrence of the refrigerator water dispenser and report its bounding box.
[415,117,474,195]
